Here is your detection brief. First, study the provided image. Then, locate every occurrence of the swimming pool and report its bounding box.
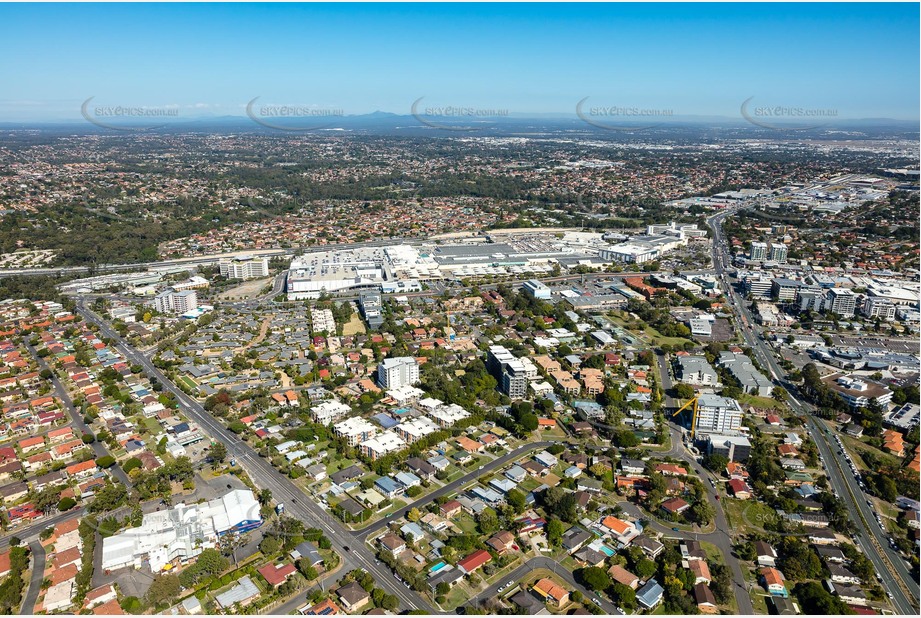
[429,561,447,574]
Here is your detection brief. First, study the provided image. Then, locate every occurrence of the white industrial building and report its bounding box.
[101,490,262,573]
[601,243,659,264]
[522,279,552,300]
[378,357,420,389]
[287,245,441,299]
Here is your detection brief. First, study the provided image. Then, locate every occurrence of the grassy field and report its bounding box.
[836,433,901,476]
[722,498,778,533]
[738,393,786,411]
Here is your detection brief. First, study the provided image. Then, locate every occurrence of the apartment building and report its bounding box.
[768,243,788,264]
[377,357,420,389]
[677,356,719,387]
[359,291,384,329]
[486,345,528,399]
[749,241,768,262]
[153,290,198,315]
[825,288,857,317]
[333,417,378,447]
[219,257,269,280]
[696,394,744,434]
[862,297,896,321]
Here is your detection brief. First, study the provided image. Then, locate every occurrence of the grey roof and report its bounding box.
[215,576,260,608]
[637,579,664,608]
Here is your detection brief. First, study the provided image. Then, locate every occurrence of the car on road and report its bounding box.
[672,527,680,532]
[592,598,603,607]
[343,546,350,552]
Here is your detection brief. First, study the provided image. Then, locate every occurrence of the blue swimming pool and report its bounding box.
[429,561,447,573]
[599,545,615,556]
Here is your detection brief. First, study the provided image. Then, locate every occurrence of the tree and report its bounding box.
[518,413,539,433]
[793,582,852,615]
[546,518,564,546]
[476,509,499,535]
[579,567,612,592]
[57,497,77,512]
[259,536,282,556]
[81,432,96,444]
[635,558,657,580]
[195,548,228,576]
[210,441,227,463]
[674,383,695,400]
[257,488,273,506]
[96,455,116,468]
[611,583,637,610]
[380,594,399,611]
[701,453,728,473]
[145,574,181,607]
[690,501,714,525]
[407,508,422,522]
[506,488,527,514]
[771,386,787,402]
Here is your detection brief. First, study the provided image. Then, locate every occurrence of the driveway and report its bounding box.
[21,540,45,613]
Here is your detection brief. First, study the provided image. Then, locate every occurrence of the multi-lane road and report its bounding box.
[707,208,920,615]
[76,300,433,613]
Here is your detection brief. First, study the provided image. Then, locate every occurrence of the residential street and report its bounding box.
[77,301,434,613]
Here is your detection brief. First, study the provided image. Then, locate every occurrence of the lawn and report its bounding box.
[325,457,358,475]
[178,375,197,390]
[839,434,901,471]
[738,393,786,411]
[643,326,694,348]
[142,416,162,436]
[750,589,769,615]
[518,477,542,493]
[442,581,472,610]
[701,540,726,565]
[722,498,778,533]
[454,512,479,534]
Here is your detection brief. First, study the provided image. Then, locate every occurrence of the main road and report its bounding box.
[707,208,919,615]
[76,300,433,613]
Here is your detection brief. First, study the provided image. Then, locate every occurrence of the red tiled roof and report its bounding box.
[457,549,491,573]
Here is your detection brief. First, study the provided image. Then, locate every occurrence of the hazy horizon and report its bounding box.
[1,3,918,124]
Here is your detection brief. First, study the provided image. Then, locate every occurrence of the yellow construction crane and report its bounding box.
[671,395,700,440]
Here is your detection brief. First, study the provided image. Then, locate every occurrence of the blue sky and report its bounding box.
[0,2,917,121]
